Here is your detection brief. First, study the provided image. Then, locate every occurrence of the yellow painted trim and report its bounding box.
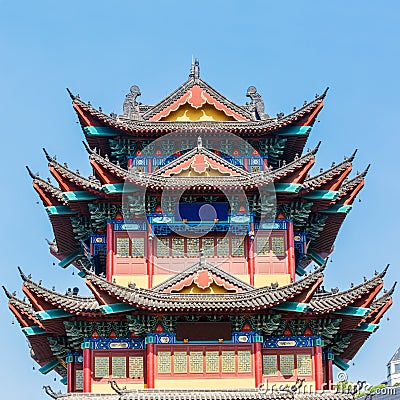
[161,104,235,122]
[113,275,149,289]
[91,383,144,393]
[155,378,255,389]
[254,274,291,288]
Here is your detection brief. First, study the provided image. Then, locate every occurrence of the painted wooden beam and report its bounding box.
[83,126,118,137]
[333,356,350,371]
[45,206,77,216]
[39,360,60,374]
[303,190,340,200]
[36,309,73,320]
[22,326,46,336]
[62,191,99,201]
[307,249,325,266]
[99,303,137,314]
[333,306,370,317]
[272,301,311,313]
[274,183,303,194]
[58,250,81,268]
[277,126,312,136]
[320,204,353,214]
[356,323,379,333]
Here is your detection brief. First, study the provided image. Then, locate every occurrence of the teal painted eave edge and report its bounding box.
[45,206,77,216]
[58,250,81,268]
[39,360,60,374]
[303,190,340,200]
[356,323,379,333]
[277,126,312,137]
[60,377,67,385]
[333,306,370,317]
[272,302,310,313]
[22,326,46,336]
[333,356,349,371]
[83,126,119,137]
[99,303,137,314]
[103,183,142,194]
[36,309,73,321]
[275,183,303,194]
[296,266,306,276]
[307,249,325,266]
[320,204,352,214]
[62,191,99,201]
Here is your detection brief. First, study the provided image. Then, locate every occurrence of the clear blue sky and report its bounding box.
[0,1,399,398]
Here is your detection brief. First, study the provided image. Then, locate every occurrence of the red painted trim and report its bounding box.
[147,225,154,289]
[287,222,295,282]
[299,101,324,126]
[67,361,74,393]
[313,346,323,391]
[254,342,262,388]
[83,347,92,393]
[248,223,255,286]
[244,158,249,172]
[106,223,113,282]
[146,343,155,388]
[325,358,333,390]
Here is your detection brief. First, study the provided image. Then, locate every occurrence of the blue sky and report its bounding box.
[1,1,399,398]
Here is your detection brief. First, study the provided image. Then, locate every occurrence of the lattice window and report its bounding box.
[131,238,145,257]
[202,237,215,256]
[75,370,83,390]
[206,351,220,373]
[157,351,171,374]
[263,355,278,376]
[187,238,199,257]
[129,356,144,378]
[237,350,252,373]
[216,237,229,257]
[173,351,187,373]
[231,237,244,257]
[94,357,109,378]
[189,351,204,373]
[280,354,294,376]
[156,237,170,257]
[172,238,184,257]
[221,351,235,373]
[251,166,261,173]
[112,356,126,378]
[256,236,270,255]
[116,237,130,257]
[297,354,312,375]
[271,236,285,256]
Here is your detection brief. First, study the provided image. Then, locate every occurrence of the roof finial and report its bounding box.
[189,58,200,80]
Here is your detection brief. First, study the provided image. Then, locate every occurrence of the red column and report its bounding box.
[83,347,92,393]
[254,341,263,388]
[146,342,155,389]
[314,345,323,391]
[147,225,154,289]
[67,360,74,393]
[248,222,255,286]
[325,358,333,390]
[244,158,249,172]
[287,221,296,282]
[106,222,113,282]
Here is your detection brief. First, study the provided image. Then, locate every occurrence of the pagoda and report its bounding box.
[5,59,394,400]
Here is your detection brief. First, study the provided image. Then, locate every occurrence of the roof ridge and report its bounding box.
[45,149,102,191]
[302,150,355,189]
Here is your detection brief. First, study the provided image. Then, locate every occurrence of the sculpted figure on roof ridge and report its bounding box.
[122,85,142,119]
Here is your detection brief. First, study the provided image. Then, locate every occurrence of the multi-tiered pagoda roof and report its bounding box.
[5,60,394,399]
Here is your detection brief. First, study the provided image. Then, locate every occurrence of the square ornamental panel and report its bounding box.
[112,357,126,378]
[94,357,109,378]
